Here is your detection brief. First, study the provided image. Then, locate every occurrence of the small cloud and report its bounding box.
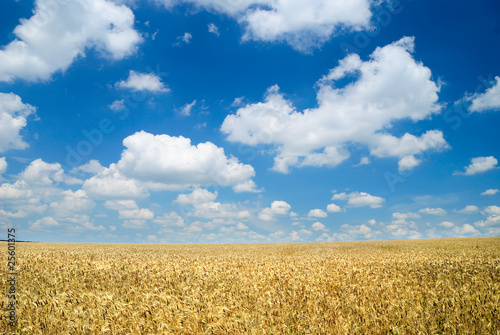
[311,221,327,231]
[354,156,370,167]
[116,71,169,93]
[481,188,499,196]
[419,207,447,216]
[454,156,498,176]
[440,221,455,228]
[453,224,481,236]
[332,191,385,208]
[180,99,196,116]
[326,203,341,213]
[174,32,192,46]
[308,209,327,218]
[467,76,500,112]
[208,23,220,37]
[109,99,126,111]
[231,96,245,107]
[456,205,479,214]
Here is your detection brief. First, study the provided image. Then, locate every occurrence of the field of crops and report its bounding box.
[1,237,499,334]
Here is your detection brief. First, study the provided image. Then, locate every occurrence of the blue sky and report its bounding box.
[0,0,499,243]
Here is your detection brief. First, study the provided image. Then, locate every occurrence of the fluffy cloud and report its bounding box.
[326,203,341,213]
[484,206,500,216]
[49,190,94,217]
[208,23,220,37]
[455,156,498,176]
[116,71,169,93]
[308,209,327,218]
[31,216,59,230]
[83,164,149,199]
[0,93,37,152]
[116,131,256,191]
[468,76,500,112]
[175,188,218,205]
[20,159,82,185]
[221,37,447,173]
[419,207,446,216]
[453,224,480,236]
[332,191,385,208]
[119,208,155,220]
[392,212,421,219]
[481,189,499,196]
[440,221,455,228]
[341,224,376,239]
[157,0,374,52]
[456,205,479,214]
[0,0,142,82]
[104,199,138,210]
[258,200,291,221]
[311,221,327,231]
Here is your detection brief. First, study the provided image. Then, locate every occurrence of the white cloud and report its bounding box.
[119,208,154,220]
[258,200,291,221]
[440,221,455,228]
[20,159,82,185]
[392,212,421,219]
[0,0,141,82]
[484,206,500,216]
[332,191,385,208]
[453,224,480,236]
[326,203,341,213]
[72,160,105,174]
[311,221,327,231]
[468,76,500,112]
[455,156,498,176]
[0,181,32,201]
[154,212,186,228]
[0,157,6,176]
[221,38,447,173]
[341,224,376,238]
[83,164,149,199]
[175,188,218,205]
[398,155,421,172]
[49,190,94,217]
[116,71,169,92]
[419,207,447,216]
[109,99,126,111]
[456,205,479,214]
[0,209,28,219]
[474,214,500,228]
[174,32,192,46]
[115,131,257,191]
[481,189,499,196]
[208,23,220,37]
[368,219,377,225]
[104,199,138,211]
[232,180,261,193]
[0,93,37,152]
[180,99,196,116]
[308,209,327,218]
[31,216,59,230]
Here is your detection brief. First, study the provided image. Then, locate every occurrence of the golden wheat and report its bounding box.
[1,237,499,334]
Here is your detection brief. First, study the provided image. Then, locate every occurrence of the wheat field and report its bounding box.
[1,237,499,334]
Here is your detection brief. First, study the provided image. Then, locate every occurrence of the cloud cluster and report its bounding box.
[258,200,291,221]
[0,93,37,152]
[222,37,447,173]
[0,0,142,82]
[156,0,374,52]
[116,71,169,93]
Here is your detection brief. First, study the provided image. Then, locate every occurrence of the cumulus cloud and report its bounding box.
[453,224,480,236]
[49,190,94,217]
[0,157,6,176]
[392,212,421,219]
[332,191,385,208]
[308,209,327,218]
[119,208,154,220]
[116,71,169,92]
[341,224,376,239]
[326,203,341,213]
[484,206,500,216]
[258,200,291,221]
[104,199,138,210]
[156,0,374,52]
[440,221,455,228]
[456,205,479,214]
[418,207,446,216]
[0,0,142,82]
[115,131,257,191]
[455,156,498,176]
[0,93,37,152]
[31,216,59,230]
[221,37,447,173]
[175,188,218,205]
[481,189,499,196]
[20,159,82,186]
[311,221,327,231]
[468,76,500,112]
